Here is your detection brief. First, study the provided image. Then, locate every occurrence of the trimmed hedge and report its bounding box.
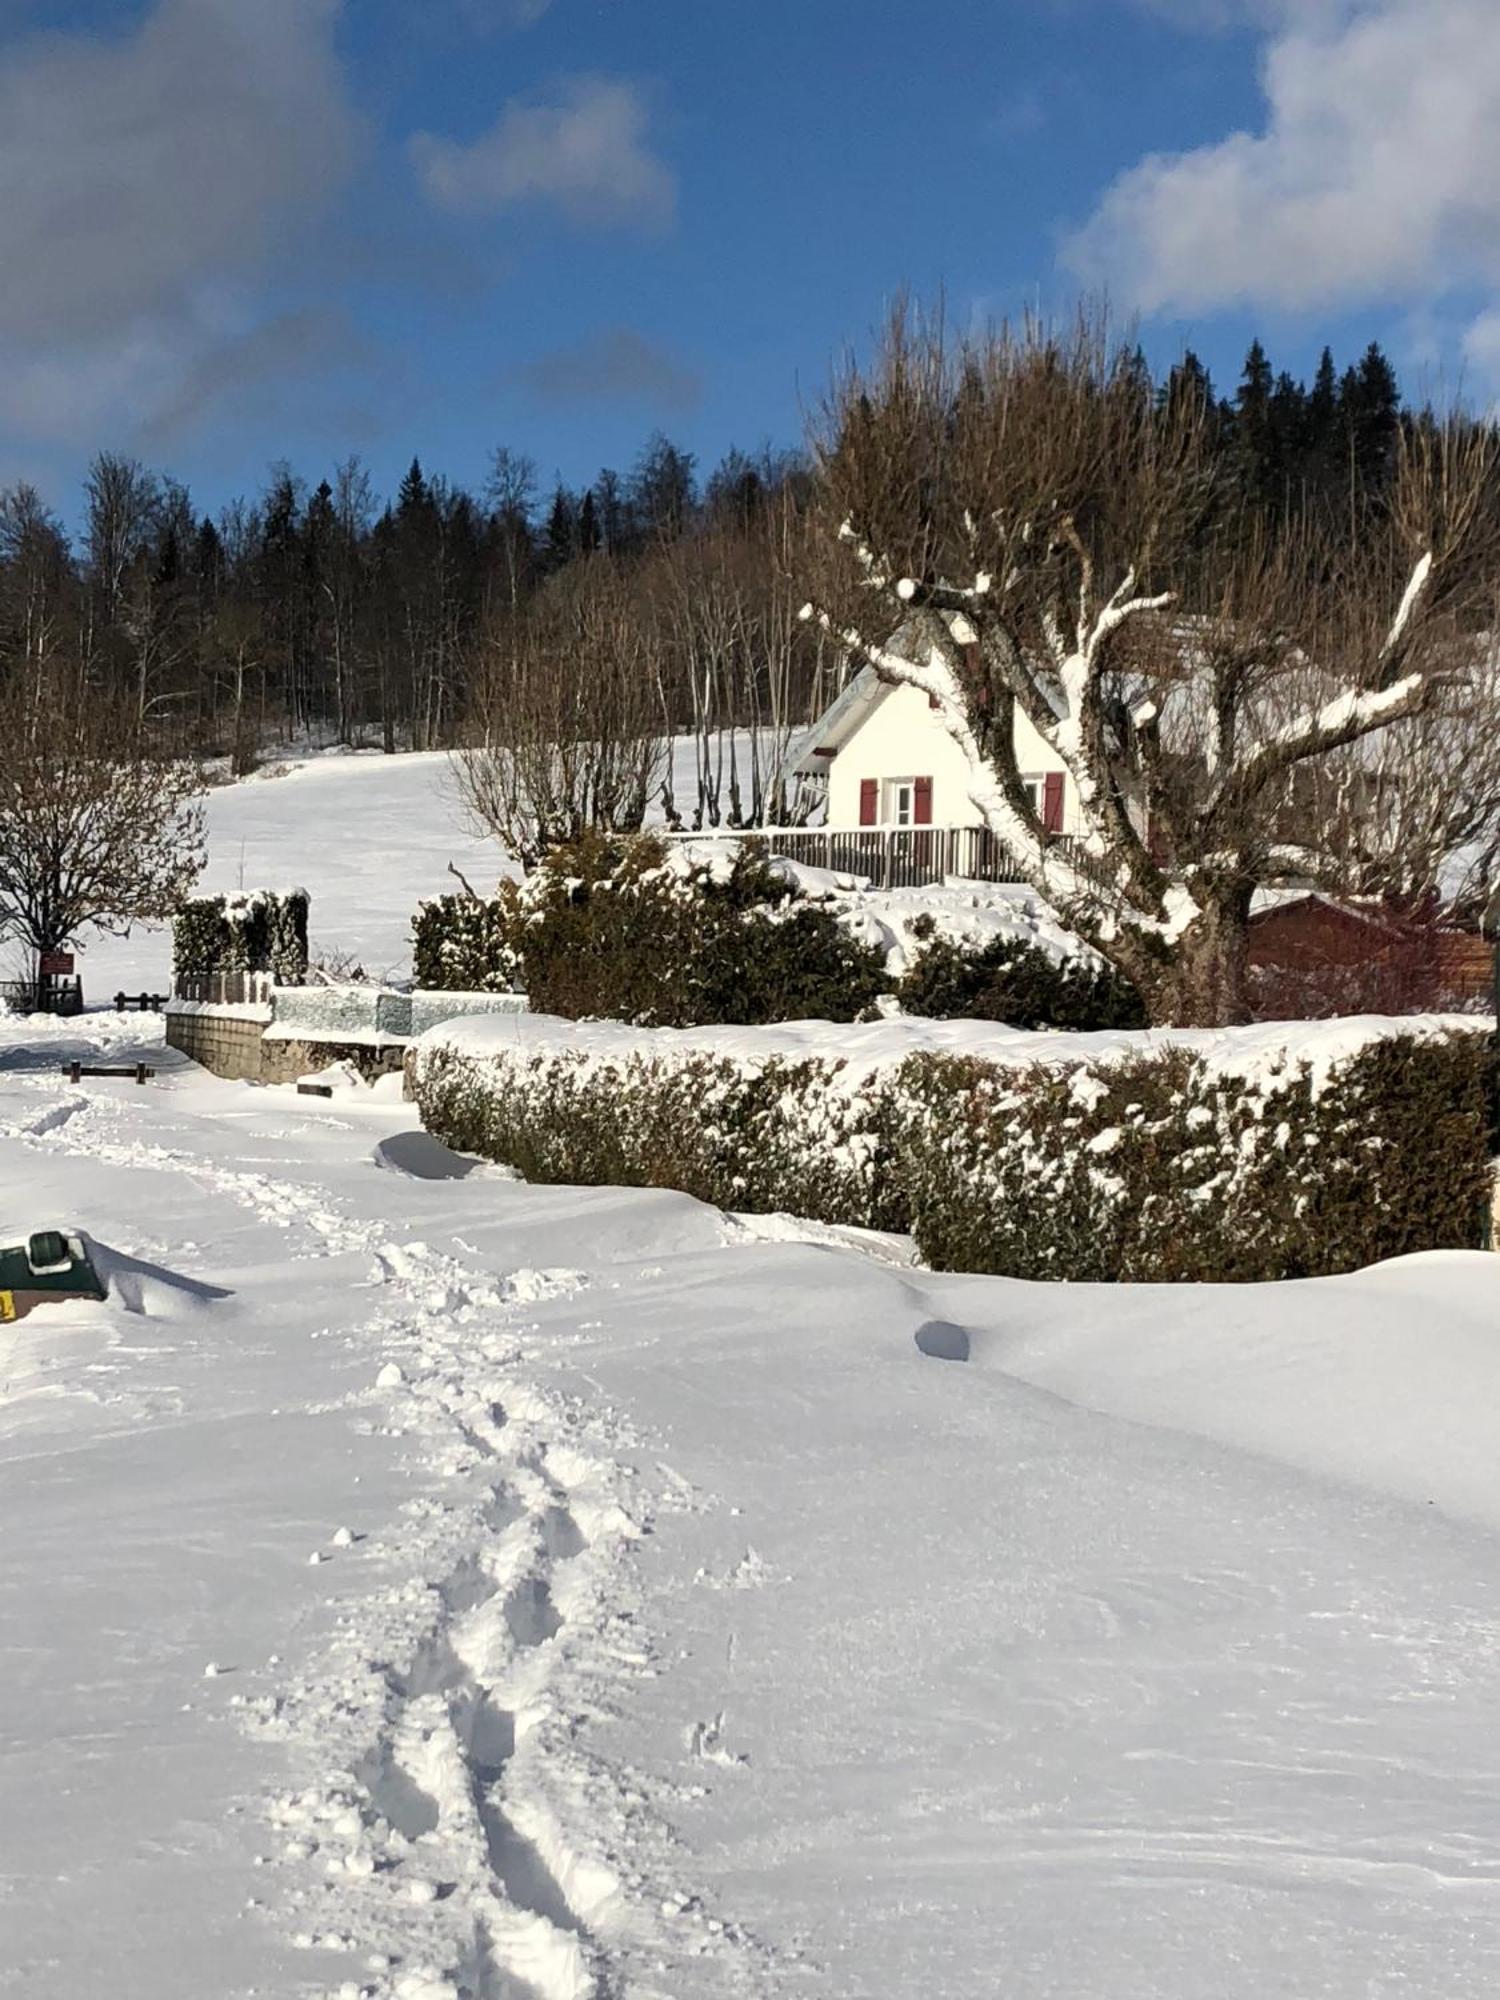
[412,831,1139,1031]
[173,888,309,984]
[895,925,1146,1030]
[895,1034,1494,1281]
[410,1021,1495,1283]
[414,1037,902,1230]
[412,895,520,995]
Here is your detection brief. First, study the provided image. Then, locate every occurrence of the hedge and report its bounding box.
[895,924,1146,1030]
[173,888,309,985]
[411,831,1137,1031]
[413,832,889,1027]
[410,1018,1495,1283]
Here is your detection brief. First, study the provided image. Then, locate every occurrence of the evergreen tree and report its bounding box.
[629,433,696,541]
[543,485,578,571]
[1346,341,1402,494]
[576,488,600,555]
[1231,339,1278,508]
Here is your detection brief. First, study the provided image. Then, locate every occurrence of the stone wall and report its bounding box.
[165,1008,269,1081]
[166,1005,405,1086]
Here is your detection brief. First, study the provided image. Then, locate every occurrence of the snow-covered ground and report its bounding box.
[6,1006,1500,1998]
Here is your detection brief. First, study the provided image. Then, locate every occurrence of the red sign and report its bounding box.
[39,951,74,977]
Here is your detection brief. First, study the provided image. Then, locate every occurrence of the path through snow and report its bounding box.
[3,1011,1500,1997]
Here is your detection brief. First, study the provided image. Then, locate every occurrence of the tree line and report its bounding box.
[0,333,1418,771]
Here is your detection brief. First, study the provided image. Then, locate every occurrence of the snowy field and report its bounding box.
[5,1007,1500,1998]
[79,750,507,996]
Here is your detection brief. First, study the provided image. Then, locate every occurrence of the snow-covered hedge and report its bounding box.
[411,831,1138,1031]
[410,1014,1495,1283]
[173,888,309,985]
[411,895,520,996]
[414,831,889,1028]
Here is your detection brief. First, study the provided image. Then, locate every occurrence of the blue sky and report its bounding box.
[1,0,1494,521]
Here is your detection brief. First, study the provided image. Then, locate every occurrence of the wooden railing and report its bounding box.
[0,975,83,1018]
[664,823,1099,892]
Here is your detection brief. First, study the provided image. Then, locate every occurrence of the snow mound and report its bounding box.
[939,1248,1500,1532]
[88,1239,233,1319]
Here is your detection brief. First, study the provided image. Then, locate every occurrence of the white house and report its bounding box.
[788,659,1081,836]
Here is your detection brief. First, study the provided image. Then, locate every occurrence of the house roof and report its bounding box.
[785,664,893,779]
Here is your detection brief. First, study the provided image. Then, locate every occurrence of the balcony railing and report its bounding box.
[664,823,1100,892]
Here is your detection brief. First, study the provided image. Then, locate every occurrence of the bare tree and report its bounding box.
[651,492,825,828]
[0,484,75,697]
[803,302,1500,1025]
[84,452,161,630]
[0,680,205,973]
[453,557,667,869]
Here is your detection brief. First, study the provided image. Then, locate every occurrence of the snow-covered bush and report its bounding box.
[413,1033,904,1229]
[412,894,521,995]
[413,832,889,1028]
[894,1033,1493,1281]
[172,888,309,985]
[410,1015,1494,1283]
[895,922,1145,1030]
[411,832,1142,1030]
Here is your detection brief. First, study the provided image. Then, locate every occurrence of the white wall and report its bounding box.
[825,682,1080,832]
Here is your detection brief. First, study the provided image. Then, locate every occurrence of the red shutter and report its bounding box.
[914,775,933,825]
[859,778,878,826]
[1042,772,1065,833]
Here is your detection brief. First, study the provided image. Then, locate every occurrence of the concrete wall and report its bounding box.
[824,681,1079,832]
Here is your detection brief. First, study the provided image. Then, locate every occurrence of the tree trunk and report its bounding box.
[1141,893,1253,1028]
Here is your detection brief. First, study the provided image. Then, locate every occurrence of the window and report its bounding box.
[884,777,933,826]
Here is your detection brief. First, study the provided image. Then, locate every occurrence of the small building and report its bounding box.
[1247,891,1492,1018]
[788,659,1080,836]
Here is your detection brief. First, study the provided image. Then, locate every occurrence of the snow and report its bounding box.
[4,1005,1500,1997]
[421,1003,1487,1092]
[82,751,505,996]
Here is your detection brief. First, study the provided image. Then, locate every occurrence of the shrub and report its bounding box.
[893,1032,1494,1281]
[412,894,520,995]
[414,1036,906,1229]
[173,888,309,985]
[897,931,1145,1030]
[410,1019,1495,1283]
[414,831,889,1027]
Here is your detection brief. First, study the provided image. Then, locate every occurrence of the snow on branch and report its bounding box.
[836,519,895,594]
[1252,670,1427,775]
[1378,551,1434,678]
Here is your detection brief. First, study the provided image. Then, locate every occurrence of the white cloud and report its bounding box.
[410,76,676,231]
[0,0,359,445]
[1066,0,1500,321]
